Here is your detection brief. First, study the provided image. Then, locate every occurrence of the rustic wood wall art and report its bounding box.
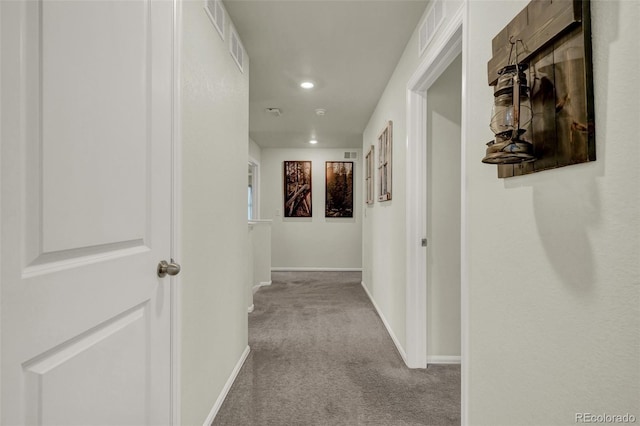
[284,161,312,217]
[486,0,595,178]
[325,162,354,218]
[377,121,393,201]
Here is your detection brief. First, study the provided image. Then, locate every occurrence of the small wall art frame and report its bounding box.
[283,161,312,217]
[377,121,392,201]
[325,161,354,218]
[365,145,375,205]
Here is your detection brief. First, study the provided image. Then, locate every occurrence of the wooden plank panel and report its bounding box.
[513,161,534,176]
[506,6,530,44]
[552,29,588,165]
[488,0,573,60]
[572,0,584,22]
[529,46,558,171]
[491,6,529,54]
[497,164,514,178]
[527,0,553,24]
[581,0,596,162]
[488,0,576,85]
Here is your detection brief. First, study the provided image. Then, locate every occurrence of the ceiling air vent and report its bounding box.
[205,0,225,41]
[418,0,445,56]
[229,25,245,73]
[266,108,282,117]
[344,152,358,159]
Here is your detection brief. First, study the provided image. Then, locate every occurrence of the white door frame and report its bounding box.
[0,2,3,422]
[248,156,261,220]
[171,0,183,424]
[405,3,468,423]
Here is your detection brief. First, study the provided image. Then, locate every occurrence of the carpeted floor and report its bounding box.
[212,271,460,426]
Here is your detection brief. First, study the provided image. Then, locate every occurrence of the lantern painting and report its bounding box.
[482,40,535,164]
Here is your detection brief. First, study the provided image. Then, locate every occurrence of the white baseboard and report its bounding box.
[360,281,408,366]
[252,281,272,294]
[427,355,461,364]
[202,345,250,426]
[247,304,254,313]
[271,267,363,272]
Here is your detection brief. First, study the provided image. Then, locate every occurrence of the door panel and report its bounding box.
[41,0,149,253]
[23,304,148,426]
[1,0,174,424]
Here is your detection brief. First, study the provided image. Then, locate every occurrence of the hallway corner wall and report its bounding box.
[465,1,640,424]
[180,1,249,424]
[261,147,363,270]
[249,137,261,163]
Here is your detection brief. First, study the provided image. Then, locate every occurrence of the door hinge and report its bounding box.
[421,238,428,247]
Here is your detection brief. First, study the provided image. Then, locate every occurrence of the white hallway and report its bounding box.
[1,0,638,425]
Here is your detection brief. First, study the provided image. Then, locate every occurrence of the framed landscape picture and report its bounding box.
[284,161,312,217]
[325,161,353,218]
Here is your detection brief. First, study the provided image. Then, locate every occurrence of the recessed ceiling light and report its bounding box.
[309,139,318,145]
[315,108,326,116]
[300,81,315,89]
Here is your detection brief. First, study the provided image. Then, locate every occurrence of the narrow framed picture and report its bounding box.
[377,121,392,201]
[325,161,354,218]
[283,161,312,217]
[365,145,374,205]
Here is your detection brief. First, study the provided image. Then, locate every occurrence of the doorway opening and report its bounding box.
[426,54,462,365]
[405,8,467,423]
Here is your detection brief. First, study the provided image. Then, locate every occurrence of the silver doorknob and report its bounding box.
[157,260,181,277]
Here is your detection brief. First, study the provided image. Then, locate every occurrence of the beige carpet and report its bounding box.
[213,271,460,426]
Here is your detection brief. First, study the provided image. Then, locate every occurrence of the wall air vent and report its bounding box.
[229,25,245,73]
[205,0,225,41]
[344,152,358,159]
[418,0,445,56]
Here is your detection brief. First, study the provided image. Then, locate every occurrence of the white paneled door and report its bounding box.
[1,0,175,424]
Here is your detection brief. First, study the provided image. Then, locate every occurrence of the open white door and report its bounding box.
[1,0,175,424]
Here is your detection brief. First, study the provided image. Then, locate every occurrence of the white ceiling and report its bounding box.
[223,0,429,149]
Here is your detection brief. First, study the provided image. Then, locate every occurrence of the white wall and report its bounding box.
[247,221,271,311]
[246,226,254,311]
[261,148,362,270]
[249,221,272,291]
[362,0,463,352]
[465,1,639,424]
[249,137,261,164]
[180,1,249,424]
[426,54,462,359]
